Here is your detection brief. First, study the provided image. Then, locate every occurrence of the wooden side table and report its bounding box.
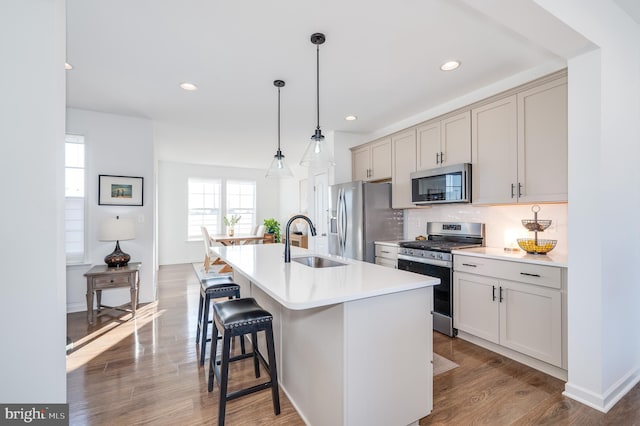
[84,262,141,324]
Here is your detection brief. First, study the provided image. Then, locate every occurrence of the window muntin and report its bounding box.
[65,134,85,263]
[187,178,222,240]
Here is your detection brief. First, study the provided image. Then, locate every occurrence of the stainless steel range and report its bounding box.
[398,222,485,337]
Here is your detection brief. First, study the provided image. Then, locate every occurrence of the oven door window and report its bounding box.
[397,259,452,316]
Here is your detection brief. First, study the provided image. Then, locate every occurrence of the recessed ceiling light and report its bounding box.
[65,62,73,70]
[440,60,461,71]
[179,82,198,91]
[345,115,357,121]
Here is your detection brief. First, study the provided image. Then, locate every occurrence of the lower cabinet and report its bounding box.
[374,243,398,268]
[453,256,563,368]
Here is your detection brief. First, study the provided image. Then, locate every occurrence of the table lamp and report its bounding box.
[100,215,135,267]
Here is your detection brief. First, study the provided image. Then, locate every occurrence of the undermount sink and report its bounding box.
[292,256,347,268]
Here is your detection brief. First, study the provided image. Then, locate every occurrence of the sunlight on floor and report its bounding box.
[66,303,165,373]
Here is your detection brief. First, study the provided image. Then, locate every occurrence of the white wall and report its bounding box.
[66,108,156,312]
[0,0,66,402]
[157,161,280,265]
[405,203,568,254]
[533,0,640,412]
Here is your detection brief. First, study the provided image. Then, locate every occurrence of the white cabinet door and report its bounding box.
[471,95,518,204]
[391,128,417,209]
[453,272,499,344]
[417,111,470,170]
[352,145,370,181]
[499,279,562,367]
[442,111,471,166]
[517,77,568,203]
[370,137,392,180]
[417,121,440,170]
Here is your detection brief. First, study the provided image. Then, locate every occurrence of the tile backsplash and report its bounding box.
[404,203,568,254]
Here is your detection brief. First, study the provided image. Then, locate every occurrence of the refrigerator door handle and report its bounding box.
[340,188,348,254]
[336,188,344,255]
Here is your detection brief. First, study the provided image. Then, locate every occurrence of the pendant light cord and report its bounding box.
[277,85,281,153]
[316,43,320,131]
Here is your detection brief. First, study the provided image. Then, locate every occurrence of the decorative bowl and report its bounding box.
[517,238,557,254]
[521,219,552,232]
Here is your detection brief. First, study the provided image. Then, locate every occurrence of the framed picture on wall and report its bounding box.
[99,175,144,206]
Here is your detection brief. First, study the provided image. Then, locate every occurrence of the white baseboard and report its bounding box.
[67,302,86,313]
[564,365,640,413]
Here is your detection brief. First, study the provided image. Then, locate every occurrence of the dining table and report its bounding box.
[209,234,266,246]
[208,234,267,273]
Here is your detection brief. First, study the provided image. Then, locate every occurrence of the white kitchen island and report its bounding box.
[212,243,439,426]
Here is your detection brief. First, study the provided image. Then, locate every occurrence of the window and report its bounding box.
[65,134,85,263]
[226,180,256,235]
[187,178,256,240]
[188,178,221,240]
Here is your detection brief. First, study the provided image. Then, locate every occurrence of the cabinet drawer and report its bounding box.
[454,255,561,289]
[93,274,131,288]
[375,257,397,269]
[375,245,398,260]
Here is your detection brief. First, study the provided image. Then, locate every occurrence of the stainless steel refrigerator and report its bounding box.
[328,181,404,263]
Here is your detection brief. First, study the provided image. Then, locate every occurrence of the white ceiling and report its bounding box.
[66,0,597,170]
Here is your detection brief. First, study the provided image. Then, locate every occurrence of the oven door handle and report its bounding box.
[397,254,452,268]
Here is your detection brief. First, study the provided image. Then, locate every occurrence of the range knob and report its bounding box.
[437,253,444,260]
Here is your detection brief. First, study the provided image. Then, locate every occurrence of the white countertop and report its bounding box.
[452,247,568,267]
[213,243,440,310]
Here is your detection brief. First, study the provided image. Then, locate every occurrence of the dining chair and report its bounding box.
[201,226,228,273]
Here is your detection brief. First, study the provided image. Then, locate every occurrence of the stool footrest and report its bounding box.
[226,382,274,401]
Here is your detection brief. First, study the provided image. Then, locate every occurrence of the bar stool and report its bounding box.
[208,297,280,426]
[196,275,245,365]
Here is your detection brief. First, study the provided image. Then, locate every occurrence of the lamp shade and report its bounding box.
[266,153,294,178]
[100,217,135,241]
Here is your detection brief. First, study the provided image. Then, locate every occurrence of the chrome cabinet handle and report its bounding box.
[462,263,477,267]
[518,182,523,198]
[499,287,504,303]
[511,183,515,198]
[440,151,444,163]
[436,152,439,164]
[492,285,496,301]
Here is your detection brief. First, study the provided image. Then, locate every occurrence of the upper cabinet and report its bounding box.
[391,129,417,209]
[417,111,471,170]
[351,137,392,182]
[472,76,568,204]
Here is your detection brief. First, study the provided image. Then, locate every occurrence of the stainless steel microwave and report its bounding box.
[411,163,471,205]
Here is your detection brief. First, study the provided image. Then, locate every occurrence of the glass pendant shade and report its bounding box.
[300,32,334,168]
[266,150,293,178]
[300,130,334,168]
[266,79,293,179]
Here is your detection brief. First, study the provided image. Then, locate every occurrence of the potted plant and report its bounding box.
[263,218,281,243]
[223,214,241,236]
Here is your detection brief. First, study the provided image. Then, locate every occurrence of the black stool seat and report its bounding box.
[208,297,280,426]
[214,297,273,330]
[196,275,244,365]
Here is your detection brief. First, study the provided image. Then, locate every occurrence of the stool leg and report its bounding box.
[265,324,281,415]
[218,333,232,426]
[196,292,204,344]
[199,294,210,366]
[208,320,220,392]
[251,332,260,378]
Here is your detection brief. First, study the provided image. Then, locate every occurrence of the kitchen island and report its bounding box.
[212,243,440,426]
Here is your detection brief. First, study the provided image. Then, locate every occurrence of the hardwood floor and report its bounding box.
[67,264,640,425]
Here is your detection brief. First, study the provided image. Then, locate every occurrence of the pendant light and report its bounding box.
[300,32,335,168]
[266,79,294,178]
